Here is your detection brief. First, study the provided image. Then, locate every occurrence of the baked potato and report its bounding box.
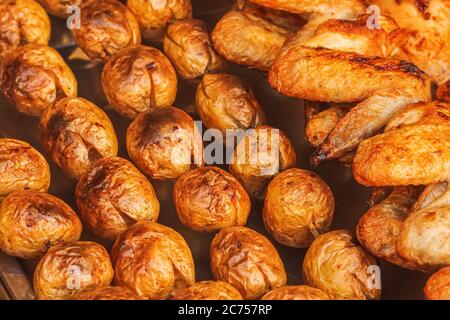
[263,168,334,248]
[0,0,50,59]
[195,73,266,137]
[303,230,381,300]
[75,157,160,239]
[210,226,287,299]
[0,190,82,259]
[163,19,226,80]
[111,221,195,299]
[126,0,192,42]
[261,285,330,300]
[173,166,251,232]
[0,138,51,199]
[33,241,114,300]
[102,45,177,119]
[229,125,296,199]
[0,44,77,116]
[424,267,450,300]
[72,0,141,62]
[171,281,243,300]
[126,106,203,180]
[40,97,118,180]
[72,286,142,300]
[37,0,83,18]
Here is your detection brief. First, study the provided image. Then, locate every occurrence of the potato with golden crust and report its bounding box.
[0,0,50,59]
[195,73,266,137]
[72,0,141,62]
[171,281,243,300]
[126,107,203,180]
[37,0,83,18]
[303,230,381,300]
[40,97,118,180]
[127,0,192,42]
[75,157,160,239]
[173,166,251,232]
[163,19,226,81]
[353,123,450,187]
[72,286,142,300]
[111,222,195,299]
[210,226,287,299]
[261,285,330,300]
[0,139,51,199]
[263,168,334,248]
[424,267,450,300]
[0,190,82,259]
[229,125,296,199]
[0,44,77,117]
[33,241,114,300]
[102,45,177,119]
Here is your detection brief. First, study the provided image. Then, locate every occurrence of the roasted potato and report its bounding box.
[0,44,77,117]
[263,168,334,248]
[37,0,83,18]
[163,19,226,80]
[424,267,450,300]
[33,241,114,300]
[229,125,296,199]
[303,230,381,300]
[0,0,50,59]
[126,0,192,42]
[210,226,287,299]
[126,107,203,180]
[261,285,330,300]
[40,97,118,180]
[72,0,141,62]
[173,166,251,232]
[171,281,243,300]
[195,73,266,137]
[75,157,160,239]
[111,221,195,299]
[102,45,177,119]
[353,124,450,187]
[0,138,51,199]
[0,190,82,259]
[72,286,142,300]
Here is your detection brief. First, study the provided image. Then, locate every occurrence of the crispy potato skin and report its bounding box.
[229,125,296,199]
[37,0,82,18]
[127,0,192,42]
[371,0,450,84]
[353,124,450,186]
[75,157,160,239]
[0,191,82,259]
[72,0,141,62]
[0,0,50,58]
[263,168,334,248]
[261,285,330,300]
[126,107,203,180]
[72,286,142,300]
[40,97,118,180]
[437,80,450,103]
[173,166,251,232]
[0,139,50,199]
[33,241,114,300]
[196,73,266,137]
[111,222,195,300]
[0,44,77,117]
[164,19,226,80]
[424,267,450,300]
[102,45,177,119]
[210,226,287,300]
[171,281,243,300]
[303,230,381,300]
[357,186,428,271]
